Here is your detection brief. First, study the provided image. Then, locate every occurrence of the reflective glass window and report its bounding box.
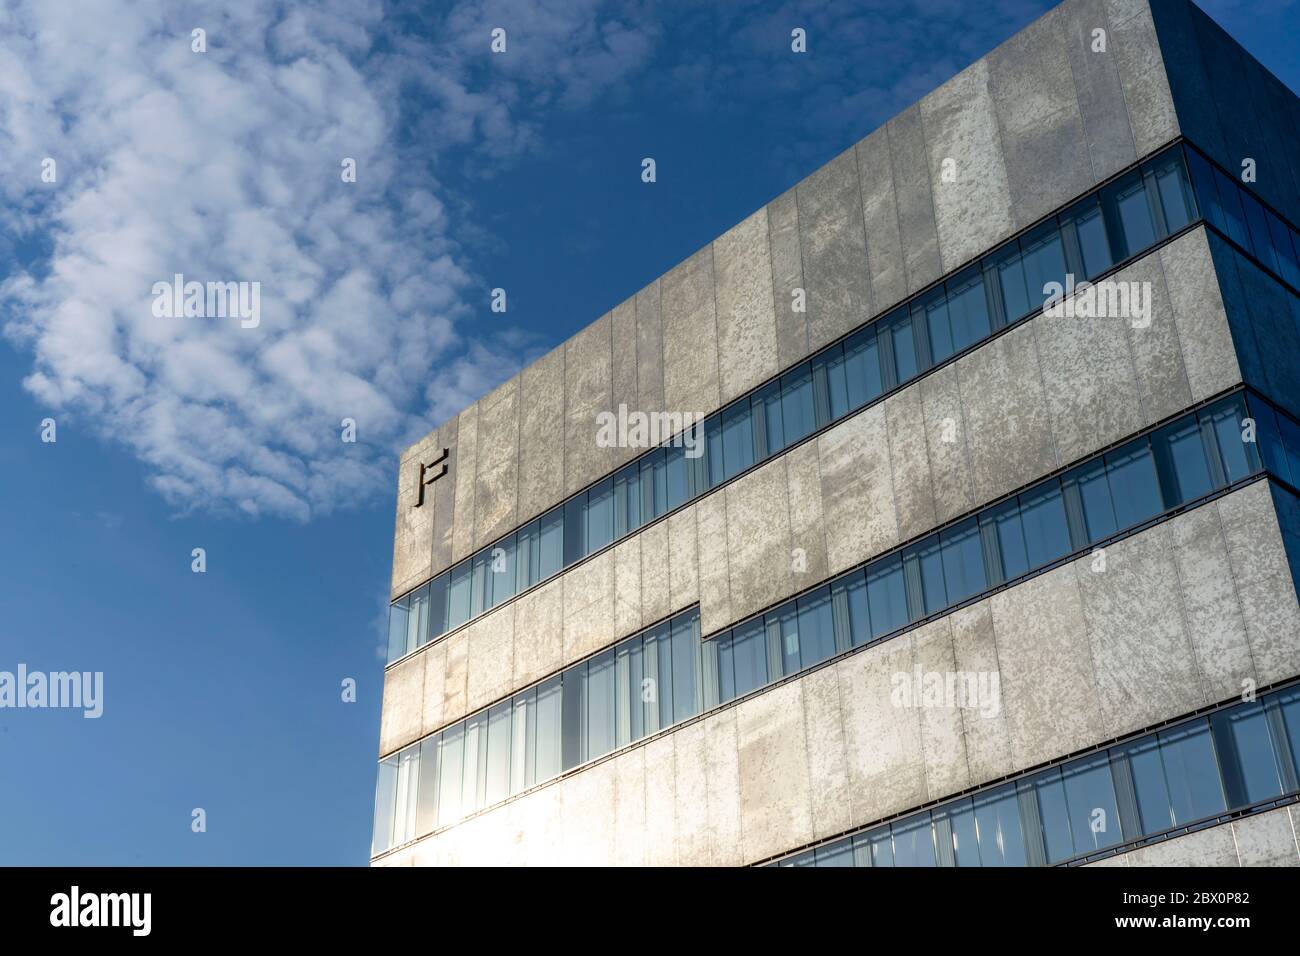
[1105,439,1164,528]
[1019,482,1070,569]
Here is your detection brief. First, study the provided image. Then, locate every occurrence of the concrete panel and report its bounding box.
[611,297,640,467]
[1217,481,1300,686]
[1075,524,1207,739]
[714,208,779,404]
[767,188,809,369]
[511,575,564,690]
[819,404,899,576]
[990,567,1105,771]
[887,105,943,293]
[1160,229,1241,403]
[1123,249,1193,424]
[837,634,929,822]
[440,629,470,726]
[1126,822,1239,866]
[672,721,711,866]
[1033,276,1143,464]
[725,457,794,623]
[643,734,677,866]
[737,680,813,862]
[564,312,615,496]
[668,507,700,612]
[613,536,643,639]
[661,247,721,418]
[639,520,672,627]
[420,640,447,737]
[1062,0,1138,181]
[612,747,647,866]
[801,664,853,839]
[1233,806,1299,867]
[785,440,829,588]
[1109,0,1178,156]
[465,607,516,715]
[695,491,733,636]
[919,362,975,524]
[560,758,616,866]
[949,601,1014,783]
[450,404,479,563]
[473,377,520,549]
[517,346,565,526]
[429,416,460,576]
[392,431,439,599]
[635,280,665,414]
[912,617,972,799]
[884,385,938,541]
[989,5,1095,229]
[855,129,907,311]
[704,708,744,866]
[920,58,1016,271]
[956,323,1057,504]
[379,653,424,757]
[1167,502,1254,701]
[562,548,616,663]
[797,147,873,351]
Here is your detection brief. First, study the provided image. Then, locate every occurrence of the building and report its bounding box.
[370,0,1300,867]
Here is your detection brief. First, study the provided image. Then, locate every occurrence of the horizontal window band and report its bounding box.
[366,403,1300,853]
[763,676,1300,869]
[385,136,1300,671]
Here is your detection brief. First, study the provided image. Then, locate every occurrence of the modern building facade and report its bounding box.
[372,0,1300,867]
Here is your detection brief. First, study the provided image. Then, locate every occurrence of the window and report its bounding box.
[561,663,586,771]
[372,757,397,855]
[972,785,1028,866]
[913,538,948,615]
[866,554,909,639]
[796,586,836,668]
[1018,482,1070,570]
[1185,147,1226,236]
[1151,152,1196,234]
[1062,196,1112,280]
[1158,722,1226,826]
[587,478,614,554]
[1020,221,1068,311]
[613,463,642,539]
[1206,397,1258,484]
[1213,704,1284,807]
[939,518,986,605]
[670,614,699,724]
[641,448,668,521]
[880,307,918,387]
[816,344,851,422]
[1105,439,1163,529]
[1063,459,1117,546]
[488,535,516,609]
[1265,211,1300,287]
[723,618,768,702]
[919,287,953,365]
[843,326,884,409]
[386,598,410,664]
[1239,191,1278,273]
[1212,166,1252,249]
[1103,169,1156,259]
[509,689,536,794]
[780,363,816,446]
[461,712,487,814]
[946,265,991,353]
[436,724,464,828]
[587,649,617,761]
[535,676,562,783]
[835,569,871,649]
[1061,753,1124,854]
[991,239,1031,325]
[485,701,512,806]
[756,381,784,457]
[427,573,449,642]
[447,561,472,631]
[614,637,644,747]
[720,400,756,481]
[1152,417,1214,507]
[982,499,1029,583]
[416,737,440,835]
[891,815,936,866]
[563,495,586,566]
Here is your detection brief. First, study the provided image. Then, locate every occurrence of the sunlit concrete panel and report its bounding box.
[714,208,779,404]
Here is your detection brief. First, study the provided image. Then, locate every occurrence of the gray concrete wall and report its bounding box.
[380,227,1245,755]
[390,0,1201,598]
[375,480,1300,865]
[1086,804,1300,867]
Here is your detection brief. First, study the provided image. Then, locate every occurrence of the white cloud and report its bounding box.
[0,0,656,520]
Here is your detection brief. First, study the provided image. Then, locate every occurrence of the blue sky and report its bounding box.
[1,0,1296,865]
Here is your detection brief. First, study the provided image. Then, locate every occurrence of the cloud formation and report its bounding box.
[0,0,654,520]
